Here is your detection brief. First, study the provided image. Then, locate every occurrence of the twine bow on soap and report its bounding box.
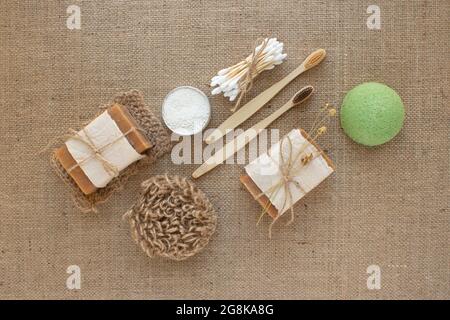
[65,128,120,178]
[256,104,337,238]
[41,125,140,179]
[256,135,314,239]
[65,127,143,178]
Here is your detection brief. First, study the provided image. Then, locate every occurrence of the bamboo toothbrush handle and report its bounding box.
[204,65,305,145]
[253,101,294,130]
[193,85,314,179]
[192,128,261,179]
[205,49,326,145]
[192,101,293,179]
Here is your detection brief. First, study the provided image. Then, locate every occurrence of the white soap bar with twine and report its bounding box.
[210,37,287,112]
[240,104,337,237]
[244,129,334,216]
[65,111,145,188]
[55,104,152,196]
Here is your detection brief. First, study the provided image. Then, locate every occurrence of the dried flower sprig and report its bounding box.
[210,38,287,112]
[309,103,337,141]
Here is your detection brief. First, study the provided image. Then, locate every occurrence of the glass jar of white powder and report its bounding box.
[162,86,211,136]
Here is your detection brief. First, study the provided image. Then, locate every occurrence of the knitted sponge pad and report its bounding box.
[125,175,217,261]
[50,90,172,213]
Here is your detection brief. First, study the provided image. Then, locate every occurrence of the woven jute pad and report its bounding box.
[0,0,448,299]
[50,90,172,213]
[124,175,217,261]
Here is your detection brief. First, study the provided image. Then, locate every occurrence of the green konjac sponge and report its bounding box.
[340,82,405,146]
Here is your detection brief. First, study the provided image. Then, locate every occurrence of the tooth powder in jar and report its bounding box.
[162,86,211,136]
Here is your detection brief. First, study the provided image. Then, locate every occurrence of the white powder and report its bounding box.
[162,86,211,136]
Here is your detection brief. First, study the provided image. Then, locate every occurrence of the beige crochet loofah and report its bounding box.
[124,175,217,261]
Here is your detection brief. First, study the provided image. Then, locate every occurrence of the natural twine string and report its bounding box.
[42,124,144,180]
[123,175,217,261]
[65,127,139,177]
[46,90,172,213]
[231,38,270,112]
[256,104,337,238]
[256,135,319,238]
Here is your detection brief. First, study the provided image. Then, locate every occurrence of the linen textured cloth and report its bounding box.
[0,0,448,299]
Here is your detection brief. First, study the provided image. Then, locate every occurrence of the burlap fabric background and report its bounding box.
[0,0,448,299]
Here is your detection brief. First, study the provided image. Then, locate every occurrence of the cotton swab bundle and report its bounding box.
[210,38,287,112]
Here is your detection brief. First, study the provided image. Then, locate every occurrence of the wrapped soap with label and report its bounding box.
[50,90,171,212]
[240,128,335,221]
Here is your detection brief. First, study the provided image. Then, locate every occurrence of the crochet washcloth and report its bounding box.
[51,90,172,213]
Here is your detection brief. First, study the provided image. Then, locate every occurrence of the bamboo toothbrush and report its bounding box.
[204,49,326,145]
[192,86,314,179]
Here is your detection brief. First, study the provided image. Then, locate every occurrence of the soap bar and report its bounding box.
[108,104,152,153]
[240,174,279,219]
[241,129,335,219]
[55,104,152,195]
